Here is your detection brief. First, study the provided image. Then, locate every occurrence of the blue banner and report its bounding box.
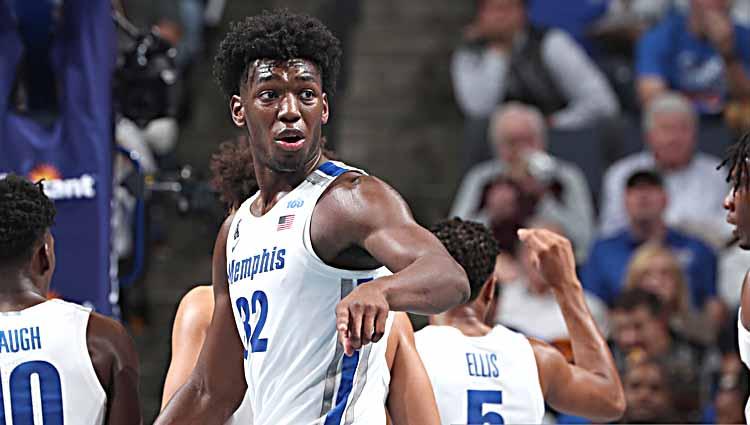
[0,0,117,315]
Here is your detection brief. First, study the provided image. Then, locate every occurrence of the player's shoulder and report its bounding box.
[175,286,214,331]
[86,312,137,359]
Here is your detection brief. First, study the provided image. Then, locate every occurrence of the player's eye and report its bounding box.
[259,91,279,101]
[299,89,315,100]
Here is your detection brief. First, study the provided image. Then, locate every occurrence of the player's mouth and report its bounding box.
[274,129,306,152]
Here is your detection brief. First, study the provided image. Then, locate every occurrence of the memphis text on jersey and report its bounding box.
[0,326,41,353]
[228,247,286,285]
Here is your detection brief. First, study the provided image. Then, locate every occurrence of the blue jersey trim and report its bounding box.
[319,161,349,177]
[324,351,360,425]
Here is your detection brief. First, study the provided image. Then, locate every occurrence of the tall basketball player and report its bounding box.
[156,10,467,424]
[161,138,440,424]
[0,174,141,424]
[720,133,750,423]
[416,219,625,424]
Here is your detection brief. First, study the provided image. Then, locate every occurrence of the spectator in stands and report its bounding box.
[621,357,679,423]
[495,218,608,347]
[624,243,722,344]
[451,0,619,167]
[711,355,749,424]
[636,0,750,115]
[450,102,595,261]
[610,289,706,422]
[599,92,730,244]
[584,169,720,311]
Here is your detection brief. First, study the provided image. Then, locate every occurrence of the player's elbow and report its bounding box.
[590,387,626,422]
[446,259,470,307]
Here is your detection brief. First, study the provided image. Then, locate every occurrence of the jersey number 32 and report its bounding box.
[236,291,269,359]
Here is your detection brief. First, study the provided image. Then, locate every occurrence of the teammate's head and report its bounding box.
[209,135,258,210]
[721,132,750,248]
[430,218,501,322]
[0,175,56,292]
[215,10,341,174]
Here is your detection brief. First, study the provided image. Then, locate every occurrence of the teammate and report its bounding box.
[720,133,750,423]
[0,174,141,424]
[416,218,626,424]
[156,11,466,423]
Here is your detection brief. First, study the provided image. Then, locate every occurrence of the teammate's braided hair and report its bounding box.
[0,174,56,263]
[430,218,500,301]
[214,9,342,99]
[719,132,750,192]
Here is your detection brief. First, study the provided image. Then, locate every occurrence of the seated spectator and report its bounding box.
[584,169,719,310]
[710,354,749,424]
[450,102,595,260]
[495,218,608,351]
[621,357,679,423]
[610,289,707,422]
[451,0,619,167]
[636,0,750,115]
[599,92,730,244]
[624,242,723,344]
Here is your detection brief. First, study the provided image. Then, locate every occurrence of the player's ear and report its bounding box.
[480,275,497,306]
[321,92,329,125]
[230,95,246,128]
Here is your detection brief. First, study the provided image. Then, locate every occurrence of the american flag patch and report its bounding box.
[277,214,295,231]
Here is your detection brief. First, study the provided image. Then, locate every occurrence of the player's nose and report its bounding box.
[724,187,735,211]
[278,93,301,122]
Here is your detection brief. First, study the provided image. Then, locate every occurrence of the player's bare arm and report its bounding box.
[385,313,440,425]
[312,173,470,354]
[86,312,142,425]
[161,285,213,408]
[741,272,750,329]
[519,229,626,422]
[155,214,247,424]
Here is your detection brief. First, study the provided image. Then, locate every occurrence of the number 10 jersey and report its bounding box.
[226,161,393,425]
[0,299,106,424]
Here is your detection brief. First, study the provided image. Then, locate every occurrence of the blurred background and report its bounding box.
[3,0,750,422]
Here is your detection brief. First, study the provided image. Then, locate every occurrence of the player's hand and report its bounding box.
[336,283,389,356]
[517,228,578,291]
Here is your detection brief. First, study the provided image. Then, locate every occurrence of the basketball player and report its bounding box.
[416,219,625,424]
[720,133,750,423]
[156,11,467,424]
[0,174,141,424]
[161,138,440,424]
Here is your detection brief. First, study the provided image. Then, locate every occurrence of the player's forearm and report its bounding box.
[378,254,469,314]
[741,276,750,329]
[553,282,618,380]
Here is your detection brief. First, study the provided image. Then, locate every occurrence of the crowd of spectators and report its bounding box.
[450,0,750,422]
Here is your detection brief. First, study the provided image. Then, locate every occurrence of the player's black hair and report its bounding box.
[612,287,663,318]
[430,218,500,301]
[0,174,56,263]
[213,9,342,99]
[719,132,750,192]
[209,135,258,210]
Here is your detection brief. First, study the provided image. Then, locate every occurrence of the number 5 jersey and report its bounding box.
[415,324,545,425]
[0,299,106,424]
[226,161,394,425]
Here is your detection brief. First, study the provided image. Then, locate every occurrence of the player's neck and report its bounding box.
[432,305,494,337]
[252,152,327,215]
[0,270,48,311]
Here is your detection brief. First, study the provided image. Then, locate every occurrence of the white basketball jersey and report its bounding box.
[415,324,545,425]
[226,161,394,425]
[0,299,106,424]
[737,308,750,424]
